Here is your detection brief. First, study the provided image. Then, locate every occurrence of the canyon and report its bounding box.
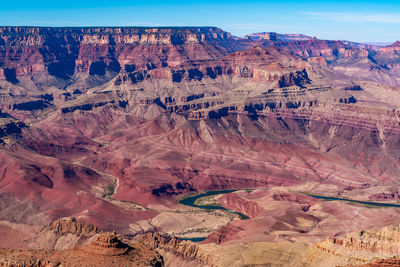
[0,26,400,266]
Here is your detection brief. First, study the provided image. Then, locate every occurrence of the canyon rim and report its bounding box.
[1,1,400,266]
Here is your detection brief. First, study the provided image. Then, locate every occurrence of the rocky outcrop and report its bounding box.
[272,193,317,211]
[379,41,400,53]
[202,225,244,245]
[308,223,400,266]
[349,258,400,266]
[23,217,102,250]
[0,233,164,267]
[390,41,400,47]
[60,101,116,113]
[82,233,130,256]
[50,217,100,236]
[330,224,400,254]
[137,232,213,266]
[217,193,263,218]
[370,191,400,201]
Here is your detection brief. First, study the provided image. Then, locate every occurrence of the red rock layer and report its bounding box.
[0,26,400,252]
[217,192,263,218]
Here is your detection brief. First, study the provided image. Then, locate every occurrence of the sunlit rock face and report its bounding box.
[1,26,400,266]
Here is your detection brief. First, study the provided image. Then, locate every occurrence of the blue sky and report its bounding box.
[1,0,400,42]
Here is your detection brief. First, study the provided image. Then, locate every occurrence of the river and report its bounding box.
[307,194,400,208]
[179,190,250,219]
[178,190,250,242]
[178,190,400,242]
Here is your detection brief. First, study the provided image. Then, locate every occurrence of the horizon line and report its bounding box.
[0,24,397,44]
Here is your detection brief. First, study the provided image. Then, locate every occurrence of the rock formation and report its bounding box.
[23,217,102,250]
[331,224,400,254]
[0,233,163,267]
[305,223,400,266]
[50,217,100,236]
[0,26,400,266]
[82,233,130,256]
[137,233,214,266]
[348,258,400,266]
[216,192,262,218]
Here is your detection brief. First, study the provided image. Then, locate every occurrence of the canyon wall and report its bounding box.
[0,27,399,266]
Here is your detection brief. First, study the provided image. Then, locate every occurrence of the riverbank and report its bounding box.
[303,192,400,208]
[179,190,250,219]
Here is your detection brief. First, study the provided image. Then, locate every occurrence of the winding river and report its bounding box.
[177,190,250,242]
[178,190,400,242]
[179,190,400,220]
[307,194,400,208]
[179,190,250,219]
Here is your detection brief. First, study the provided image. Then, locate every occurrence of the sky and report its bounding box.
[1,0,400,43]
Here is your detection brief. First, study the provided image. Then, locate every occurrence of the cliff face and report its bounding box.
[2,26,398,88]
[0,26,232,79]
[137,232,214,266]
[331,224,400,254]
[217,193,262,218]
[305,223,400,266]
[50,217,100,236]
